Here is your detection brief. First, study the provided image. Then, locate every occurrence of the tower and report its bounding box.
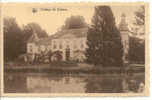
[119,13,129,63]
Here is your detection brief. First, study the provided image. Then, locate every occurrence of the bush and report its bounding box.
[50,61,78,67]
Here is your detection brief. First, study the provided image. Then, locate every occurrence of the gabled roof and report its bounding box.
[32,28,88,45]
[27,32,39,43]
[51,28,88,39]
[27,31,52,45]
[35,37,52,45]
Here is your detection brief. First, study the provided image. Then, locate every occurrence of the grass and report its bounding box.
[4,61,145,75]
[50,61,78,67]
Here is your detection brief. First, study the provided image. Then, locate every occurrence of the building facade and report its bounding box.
[27,14,129,63]
[50,28,88,62]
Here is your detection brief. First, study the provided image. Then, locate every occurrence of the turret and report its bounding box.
[119,13,129,64]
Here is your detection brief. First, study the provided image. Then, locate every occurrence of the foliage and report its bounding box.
[61,15,88,30]
[4,17,49,61]
[4,17,24,61]
[23,22,48,40]
[50,61,78,67]
[85,76,123,93]
[128,36,145,64]
[51,50,63,61]
[134,6,145,26]
[131,6,145,36]
[85,6,123,66]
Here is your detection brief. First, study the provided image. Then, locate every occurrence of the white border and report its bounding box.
[0,0,152,100]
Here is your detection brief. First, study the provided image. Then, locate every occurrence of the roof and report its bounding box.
[28,28,88,45]
[51,28,88,39]
[35,37,52,45]
[27,32,39,43]
[27,32,52,45]
[118,14,129,31]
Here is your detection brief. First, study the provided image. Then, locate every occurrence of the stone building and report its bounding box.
[51,28,88,62]
[27,14,129,63]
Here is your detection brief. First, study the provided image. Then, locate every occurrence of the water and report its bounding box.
[4,72,145,93]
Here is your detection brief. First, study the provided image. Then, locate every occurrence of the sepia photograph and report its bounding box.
[0,2,149,96]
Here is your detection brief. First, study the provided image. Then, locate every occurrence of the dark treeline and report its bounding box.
[128,36,145,64]
[4,5,145,65]
[61,15,88,30]
[4,17,48,61]
[128,6,145,64]
[85,6,123,67]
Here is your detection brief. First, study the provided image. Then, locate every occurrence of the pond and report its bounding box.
[4,72,145,93]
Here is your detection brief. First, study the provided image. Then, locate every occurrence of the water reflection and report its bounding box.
[4,73,27,93]
[4,73,145,93]
[26,75,86,93]
[85,76,123,93]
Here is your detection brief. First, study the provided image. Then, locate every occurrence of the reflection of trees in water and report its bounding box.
[85,76,123,93]
[124,74,145,93]
[4,73,27,93]
[4,73,144,93]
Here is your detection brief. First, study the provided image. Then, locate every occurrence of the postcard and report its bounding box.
[0,2,149,97]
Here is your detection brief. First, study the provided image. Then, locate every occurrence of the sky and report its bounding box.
[3,3,141,35]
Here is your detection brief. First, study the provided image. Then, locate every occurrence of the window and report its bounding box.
[53,40,56,44]
[53,44,57,49]
[59,43,62,49]
[29,45,33,53]
[74,44,77,49]
[66,45,70,48]
[30,48,33,53]
[29,45,32,48]
[66,40,69,44]
[81,44,84,49]
[40,45,45,51]
[46,45,49,51]
[38,46,41,52]
[124,40,128,48]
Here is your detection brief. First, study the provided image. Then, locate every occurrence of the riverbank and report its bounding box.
[4,63,145,74]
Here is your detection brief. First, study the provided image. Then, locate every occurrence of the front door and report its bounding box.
[66,48,70,61]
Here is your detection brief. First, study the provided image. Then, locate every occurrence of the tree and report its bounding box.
[128,36,145,64]
[131,6,145,37]
[134,6,145,26]
[23,22,48,40]
[85,6,123,66]
[4,17,24,61]
[61,15,88,30]
[128,6,145,64]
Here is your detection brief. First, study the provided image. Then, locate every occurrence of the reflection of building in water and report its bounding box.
[4,73,145,93]
[4,74,27,93]
[27,76,86,93]
[27,14,129,63]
